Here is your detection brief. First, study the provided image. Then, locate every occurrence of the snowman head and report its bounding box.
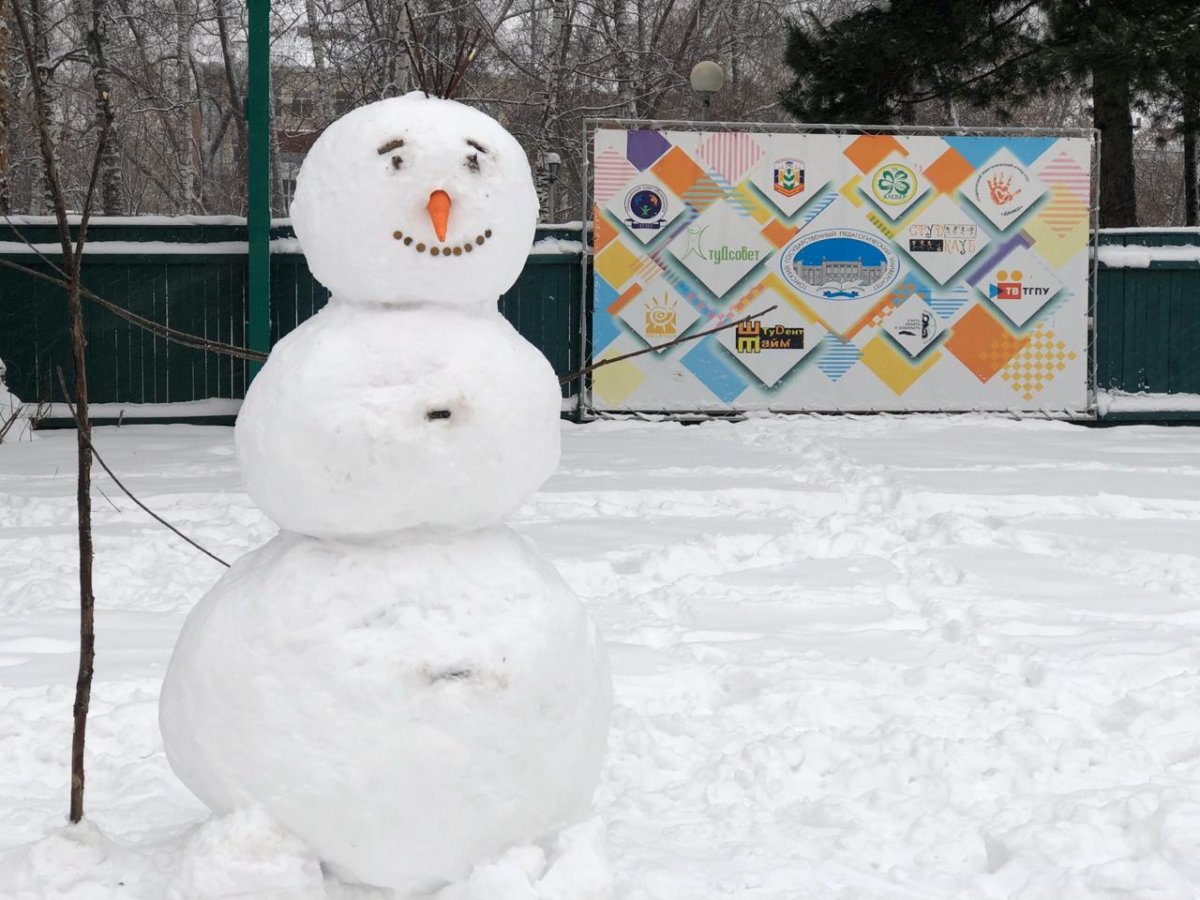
[291,93,539,308]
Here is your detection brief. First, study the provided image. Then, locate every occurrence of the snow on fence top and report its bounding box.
[1095,245,1200,268]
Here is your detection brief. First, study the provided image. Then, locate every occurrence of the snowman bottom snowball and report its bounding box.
[159,526,612,894]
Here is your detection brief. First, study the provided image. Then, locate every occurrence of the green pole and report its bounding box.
[247,0,271,379]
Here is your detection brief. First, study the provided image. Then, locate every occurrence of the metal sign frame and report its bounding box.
[579,118,1101,420]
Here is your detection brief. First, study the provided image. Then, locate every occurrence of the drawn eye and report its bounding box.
[465,153,480,173]
[391,155,403,170]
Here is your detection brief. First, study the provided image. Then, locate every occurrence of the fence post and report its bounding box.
[246,0,271,378]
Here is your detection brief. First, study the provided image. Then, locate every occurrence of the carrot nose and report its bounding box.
[427,190,451,242]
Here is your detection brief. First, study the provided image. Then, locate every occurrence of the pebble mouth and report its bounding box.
[391,228,493,256]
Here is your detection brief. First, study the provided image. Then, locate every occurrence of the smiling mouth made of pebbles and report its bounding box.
[391,229,493,257]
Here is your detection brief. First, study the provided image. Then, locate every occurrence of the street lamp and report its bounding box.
[544,151,562,222]
[689,61,725,121]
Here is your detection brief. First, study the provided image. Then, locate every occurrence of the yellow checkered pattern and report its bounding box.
[1000,324,1078,401]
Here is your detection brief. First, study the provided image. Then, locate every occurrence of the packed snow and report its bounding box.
[1097,390,1200,414]
[3,415,1200,897]
[0,360,33,443]
[1095,244,1200,268]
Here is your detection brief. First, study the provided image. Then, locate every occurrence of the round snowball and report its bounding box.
[159,527,612,894]
[290,93,539,308]
[235,302,561,537]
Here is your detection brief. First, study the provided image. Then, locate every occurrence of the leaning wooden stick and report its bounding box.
[559,304,779,386]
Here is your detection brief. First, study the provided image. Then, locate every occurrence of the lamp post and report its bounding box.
[545,151,562,223]
[689,61,725,122]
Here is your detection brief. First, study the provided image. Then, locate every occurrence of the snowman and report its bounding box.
[159,93,612,895]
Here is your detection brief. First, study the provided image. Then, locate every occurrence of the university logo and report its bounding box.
[974,163,1031,217]
[644,295,678,336]
[872,163,916,206]
[778,228,899,301]
[624,185,667,230]
[773,158,805,197]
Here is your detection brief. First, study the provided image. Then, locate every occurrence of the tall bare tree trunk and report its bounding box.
[174,0,195,213]
[1093,66,1138,228]
[383,0,410,98]
[534,0,571,215]
[611,0,634,117]
[213,0,246,190]
[305,0,334,122]
[1184,84,1198,227]
[74,0,123,213]
[0,0,11,213]
[29,0,56,213]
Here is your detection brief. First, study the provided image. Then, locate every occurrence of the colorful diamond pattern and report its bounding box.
[589,128,1088,411]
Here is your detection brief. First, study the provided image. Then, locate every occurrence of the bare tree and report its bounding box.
[72,0,123,212]
[11,0,109,825]
[0,0,12,213]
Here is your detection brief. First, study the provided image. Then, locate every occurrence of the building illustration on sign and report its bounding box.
[795,257,887,294]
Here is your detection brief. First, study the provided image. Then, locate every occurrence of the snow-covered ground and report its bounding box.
[3,416,1200,898]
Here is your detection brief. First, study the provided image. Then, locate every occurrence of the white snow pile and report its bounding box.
[1095,243,1200,268]
[1097,389,1200,414]
[0,358,32,442]
[4,416,1200,897]
[529,237,584,255]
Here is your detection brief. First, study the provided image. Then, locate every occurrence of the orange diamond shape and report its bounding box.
[650,147,708,200]
[760,219,799,249]
[593,207,617,252]
[844,136,906,174]
[945,305,1030,383]
[924,148,974,195]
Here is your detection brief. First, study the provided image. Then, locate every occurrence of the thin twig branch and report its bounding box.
[558,304,779,386]
[56,368,230,568]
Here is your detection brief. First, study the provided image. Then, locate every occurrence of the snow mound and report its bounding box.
[0,820,149,898]
[0,358,32,442]
[435,819,613,900]
[166,807,325,899]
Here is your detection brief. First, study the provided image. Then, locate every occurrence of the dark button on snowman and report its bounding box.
[159,93,612,895]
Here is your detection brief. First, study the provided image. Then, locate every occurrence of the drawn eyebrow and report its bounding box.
[377,138,405,155]
[466,139,488,154]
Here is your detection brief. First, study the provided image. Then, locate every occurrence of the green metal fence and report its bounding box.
[0,219,583,406]
[1,218,1197,412]
[1096,230,1200,396]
